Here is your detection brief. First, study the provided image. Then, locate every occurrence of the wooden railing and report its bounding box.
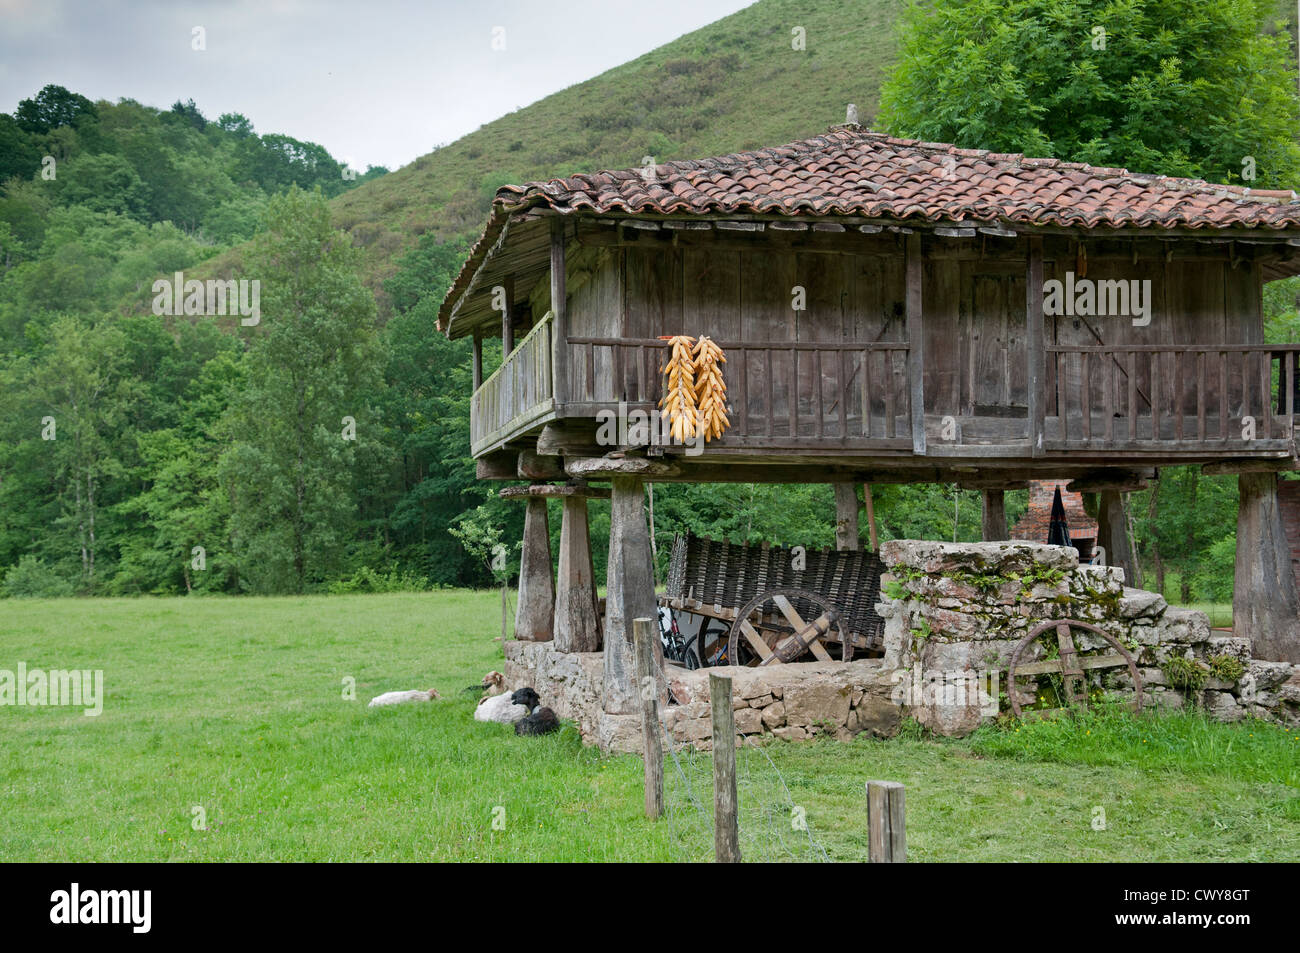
[1045,344,1300,450]
[563,336,913,447]
[470,311,554,455]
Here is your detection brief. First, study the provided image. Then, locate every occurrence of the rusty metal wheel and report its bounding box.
[1006,618,1143,717]
[726,587,848,666]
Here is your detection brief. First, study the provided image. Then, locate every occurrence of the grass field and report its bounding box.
[1,591,1296,862]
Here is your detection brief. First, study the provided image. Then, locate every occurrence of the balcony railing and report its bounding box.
[470,311,554,456]
[563,336,914,448]
[1045,344,1299,450]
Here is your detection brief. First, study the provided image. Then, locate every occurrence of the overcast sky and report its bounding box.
[0,0,754,171]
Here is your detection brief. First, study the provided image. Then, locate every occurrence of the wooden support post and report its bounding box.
[864,484,879,552]
[866,780,906,862]
[905,233,926,455]
[501,277,514,358]
[605,475,659,714]
[981,489,1007,541]
[472,329,483,392]
[515,497,555,641]
[710,673,741,863]
[633,617,663,819]
[1235,472,1300,662]
[1096,489,1140,588]
[550,216,569,410]
[555,496,599,653]
[1026,235,1045,457]
[835,483,861,551]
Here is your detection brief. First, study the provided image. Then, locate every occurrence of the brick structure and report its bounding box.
[1010,480,1098,560]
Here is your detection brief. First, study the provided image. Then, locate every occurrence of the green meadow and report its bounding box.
[1,592,1296,862]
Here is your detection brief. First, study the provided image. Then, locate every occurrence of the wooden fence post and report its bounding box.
[710,673,741,863]
[633,617,663,819]
[866,780,906,862]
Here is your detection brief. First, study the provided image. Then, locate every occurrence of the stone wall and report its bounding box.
[505,640,902,753]
[506,540,1300,753]
[877,540,1300,732]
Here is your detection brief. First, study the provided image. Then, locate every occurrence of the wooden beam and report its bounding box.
[1065,470,1153,493]
[501,276,514,357]
[1202,458,1300,475]
[516,450,566,481]
[905,232,926,455]
[475,451,517,481]
[1026,235,1045,457]
[472,329,483,392]
[550,216,569,409]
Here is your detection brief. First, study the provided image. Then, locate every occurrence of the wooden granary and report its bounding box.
[440,120,1300,712]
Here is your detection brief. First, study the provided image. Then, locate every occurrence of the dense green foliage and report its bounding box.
[879,0,1300,187]
[3,0,1300,598]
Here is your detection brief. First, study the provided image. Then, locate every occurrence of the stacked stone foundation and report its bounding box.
[507,540,1300,753]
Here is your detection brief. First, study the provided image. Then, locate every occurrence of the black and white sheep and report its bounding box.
[514,706,559,736]
[473,687,539,724]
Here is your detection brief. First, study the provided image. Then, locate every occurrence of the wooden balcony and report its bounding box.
[471,311,554,456]
[1045,344,1299,453]
[470,329,1300,463]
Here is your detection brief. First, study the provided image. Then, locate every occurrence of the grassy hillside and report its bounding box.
[327,0,906,312]
[201,0,1300,315]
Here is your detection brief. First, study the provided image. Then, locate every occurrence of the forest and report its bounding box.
[1,0,1298,602]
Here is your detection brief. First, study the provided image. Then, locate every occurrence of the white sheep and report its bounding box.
[368,688,440,707]
[473,687,539,724]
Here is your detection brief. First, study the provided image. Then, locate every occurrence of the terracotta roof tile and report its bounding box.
[440,126,1300,332]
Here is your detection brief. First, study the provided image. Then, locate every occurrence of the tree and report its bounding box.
[878,0,1300,187]
[14,85,97,135]
[219,187,381,592]
[0,115,40,181]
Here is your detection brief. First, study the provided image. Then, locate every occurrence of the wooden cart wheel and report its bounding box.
[1007,618,1143,717]
[726,587,848,666]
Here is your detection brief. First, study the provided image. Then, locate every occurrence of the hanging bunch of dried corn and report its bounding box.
[692,335,729,441]
[659,334,698,442]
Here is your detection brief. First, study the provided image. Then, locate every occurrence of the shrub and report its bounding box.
[2,555,77,598]
[326,566,430,594]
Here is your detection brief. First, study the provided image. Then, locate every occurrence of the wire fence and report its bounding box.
[657,699,830,863]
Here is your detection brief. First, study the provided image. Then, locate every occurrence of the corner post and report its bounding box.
[1026,235,1045,456]
[472,328,483,392]
[550,216,568,410]
[905,232,926,455]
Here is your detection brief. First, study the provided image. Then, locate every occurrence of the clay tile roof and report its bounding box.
[440,126,1300,332]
